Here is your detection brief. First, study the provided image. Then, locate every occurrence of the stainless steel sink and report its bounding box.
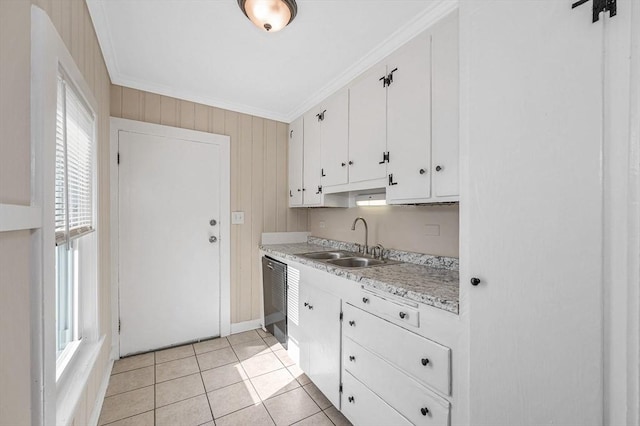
[326,257,388,268]
[300,251,398,269]
[300,251,356,260]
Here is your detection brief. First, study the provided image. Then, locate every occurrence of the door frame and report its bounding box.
[109,117,231,359]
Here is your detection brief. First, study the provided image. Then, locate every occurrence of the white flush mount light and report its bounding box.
[355,193,387,207]
[237,0,298,32]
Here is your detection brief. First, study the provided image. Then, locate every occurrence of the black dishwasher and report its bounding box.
[262,256,287,349]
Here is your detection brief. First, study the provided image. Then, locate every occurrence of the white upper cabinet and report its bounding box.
[320,90,349,187]
[348,64,388,184]
[288,13,459,205]
[431,12,459,199]
[387,12,459,204]
[288,116,304,207]
[303,109,323,206]
[386,32,432,203]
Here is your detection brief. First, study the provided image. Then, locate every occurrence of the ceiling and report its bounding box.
[87,0,453,122]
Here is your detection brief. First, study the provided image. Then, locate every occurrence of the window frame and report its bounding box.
[31,7,102,425]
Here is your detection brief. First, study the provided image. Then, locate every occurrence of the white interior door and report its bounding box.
[118,130,221,356]
[464,1,604,424]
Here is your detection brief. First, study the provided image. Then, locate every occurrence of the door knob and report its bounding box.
[471,277,481,286]
[210,219,217,226]
[419,168,426,175]
[209,236,217,243]
[435,165,443,172]
[421,407,430,416]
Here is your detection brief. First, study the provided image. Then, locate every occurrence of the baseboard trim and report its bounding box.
[230,319,263,335]
[88,359,113,426]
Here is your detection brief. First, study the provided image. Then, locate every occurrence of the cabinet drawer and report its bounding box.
[344,337,451,426]
[341,371,412,426]
[343,303,451,395]
[359,289,419,327]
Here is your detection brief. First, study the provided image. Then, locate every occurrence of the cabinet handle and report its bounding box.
[471,277,481,286]
[297,188,301,192]
[419,168,426,175]
[302,188,306,191]
[349,356,355,362]
[341,162,346,167]
[349,320,355,326]
[348,396,355,403]
[348,161,354,166]
[421,358,430,366]
[399,311,407,319]
[435,165,443,172]
[210,219,217,226]
[421,407,430,416]
[362,297,369,304]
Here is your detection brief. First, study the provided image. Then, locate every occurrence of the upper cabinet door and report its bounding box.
[431,12,459,198]
[349,64,388,184]
[386,32,432,203]
[320,90,349,187]
[303,109,322,206]
[288,116,304,207]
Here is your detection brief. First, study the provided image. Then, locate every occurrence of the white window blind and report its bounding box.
[55,71,95,246]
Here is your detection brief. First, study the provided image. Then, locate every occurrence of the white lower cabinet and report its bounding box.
[343,302,451,396]
[341,371,413,426]
[343,337,451,426]
[280,259,457,425]
[298,280,342,408]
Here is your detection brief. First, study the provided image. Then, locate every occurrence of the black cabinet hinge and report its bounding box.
[316,185,323,195]
[572,0,616,23]
[340,311,343,321]
[388,174,398,186]
[378,151,390,164]
[339,383,343,393]
[118,319,121,334]
[117,152,120,165]
[316,110,326,122]
[321,168,326,177]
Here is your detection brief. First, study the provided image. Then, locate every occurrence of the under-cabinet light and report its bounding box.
[355,193,387,207]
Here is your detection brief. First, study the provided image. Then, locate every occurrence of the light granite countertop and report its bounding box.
[259,241,459,314]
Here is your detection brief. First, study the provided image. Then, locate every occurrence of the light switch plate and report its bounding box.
[231,211,245,225]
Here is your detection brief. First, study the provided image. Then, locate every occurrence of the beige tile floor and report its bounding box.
[98,329,352,426]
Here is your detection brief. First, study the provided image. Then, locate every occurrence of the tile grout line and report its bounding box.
[194,347,216,423]
[101,409,154,426]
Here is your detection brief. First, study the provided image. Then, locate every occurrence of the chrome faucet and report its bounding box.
[371,244,385,260]
[351,217,369,255]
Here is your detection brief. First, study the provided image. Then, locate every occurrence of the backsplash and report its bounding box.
[307,204,459,258]
[307,237,459,271]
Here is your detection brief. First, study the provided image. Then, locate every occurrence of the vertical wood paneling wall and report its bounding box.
[110,85,309,324]
[1,0,112,425]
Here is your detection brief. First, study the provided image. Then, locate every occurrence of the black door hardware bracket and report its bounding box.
[572,0,616,23]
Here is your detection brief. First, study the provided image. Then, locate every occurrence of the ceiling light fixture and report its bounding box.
[237,0,297,32]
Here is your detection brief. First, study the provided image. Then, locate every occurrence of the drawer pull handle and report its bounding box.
[362,297,369,303]
[304,302,309,307]
[348,396,355,403]
[308,305,313,310]
[421,358,430,366]
[421,407,430,416]
[399,311,407,319]
[349,356,355,362]
[349,321,355,326]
